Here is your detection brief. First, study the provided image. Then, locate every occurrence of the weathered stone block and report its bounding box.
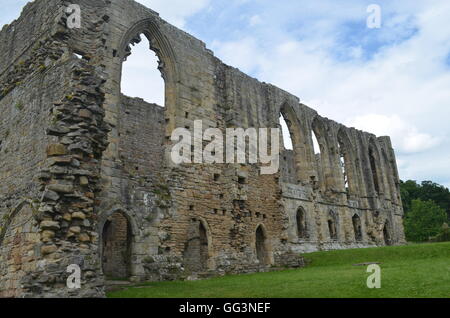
[46,144,67,156]
[41,245,57,256]
[47,184,74,194]
[40,221,60,231]
[71,212,86,220]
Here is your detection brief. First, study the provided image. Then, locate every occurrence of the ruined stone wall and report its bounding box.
[0,0,64,213]
[0,1,71,297]
[118,95,165,183]
[1,0,111,297]
[0,0,405,298]
[0,0,63,74]
[279,103,405,253]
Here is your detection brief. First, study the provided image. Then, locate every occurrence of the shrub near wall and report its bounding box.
[404,199,448,242]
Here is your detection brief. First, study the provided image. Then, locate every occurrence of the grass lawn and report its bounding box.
[107,242,450,298]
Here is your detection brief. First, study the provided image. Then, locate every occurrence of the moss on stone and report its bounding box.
[15,102,24,111]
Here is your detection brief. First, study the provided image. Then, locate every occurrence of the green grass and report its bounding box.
[107,242,450,298]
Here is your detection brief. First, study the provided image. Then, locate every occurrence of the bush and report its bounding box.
[430,223,450,242]
[404,199,448,242]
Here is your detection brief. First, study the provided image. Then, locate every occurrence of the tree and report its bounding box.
[404,199,448,242]
[400,180,421,213]
[430,223,450,242]
[400,180,450,219]
[419,181,450,216]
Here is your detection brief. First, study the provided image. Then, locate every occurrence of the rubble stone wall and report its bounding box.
[0,0,405,298]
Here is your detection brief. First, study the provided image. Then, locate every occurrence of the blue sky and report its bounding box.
[2,0,450,188]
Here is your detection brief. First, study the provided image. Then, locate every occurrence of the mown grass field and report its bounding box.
[107,242,450,298]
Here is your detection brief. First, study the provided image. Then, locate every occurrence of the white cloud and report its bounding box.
[249,15,263,27]
[211,38,268,74]
[137,0,210,28]
[207,1,450,184]
[346,114,441,154]
[397,151,450,187]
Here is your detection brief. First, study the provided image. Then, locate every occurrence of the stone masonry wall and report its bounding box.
[0,0,405,297]
[1,0,111,297]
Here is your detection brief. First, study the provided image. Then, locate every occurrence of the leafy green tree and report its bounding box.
[400,180,421,213]
[404,199,448,242]
[419,181,450,216]
[400,180,450,219]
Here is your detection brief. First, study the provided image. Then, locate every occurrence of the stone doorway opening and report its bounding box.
[255,225,269,265]
[183,220,210,273]
[352,214,363,241]
[102,211,132,280]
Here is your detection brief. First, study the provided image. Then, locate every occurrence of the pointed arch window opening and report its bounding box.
[310,126,324,189]
[120,33,165,107]
[280,113,293,151]
[312,130,321,155]
[338,142,349,196]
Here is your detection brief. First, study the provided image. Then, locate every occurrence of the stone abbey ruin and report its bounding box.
[0,0,405,297]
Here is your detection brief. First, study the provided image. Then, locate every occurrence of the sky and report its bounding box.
[2,0,449,188]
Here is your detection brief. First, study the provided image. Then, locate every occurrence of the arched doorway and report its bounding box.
[352,214,362,241]
[102,211,132,279]
[296,207,307,239]
[255,225,269,265]
[383,221,392,246]
[183,220,210,273]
